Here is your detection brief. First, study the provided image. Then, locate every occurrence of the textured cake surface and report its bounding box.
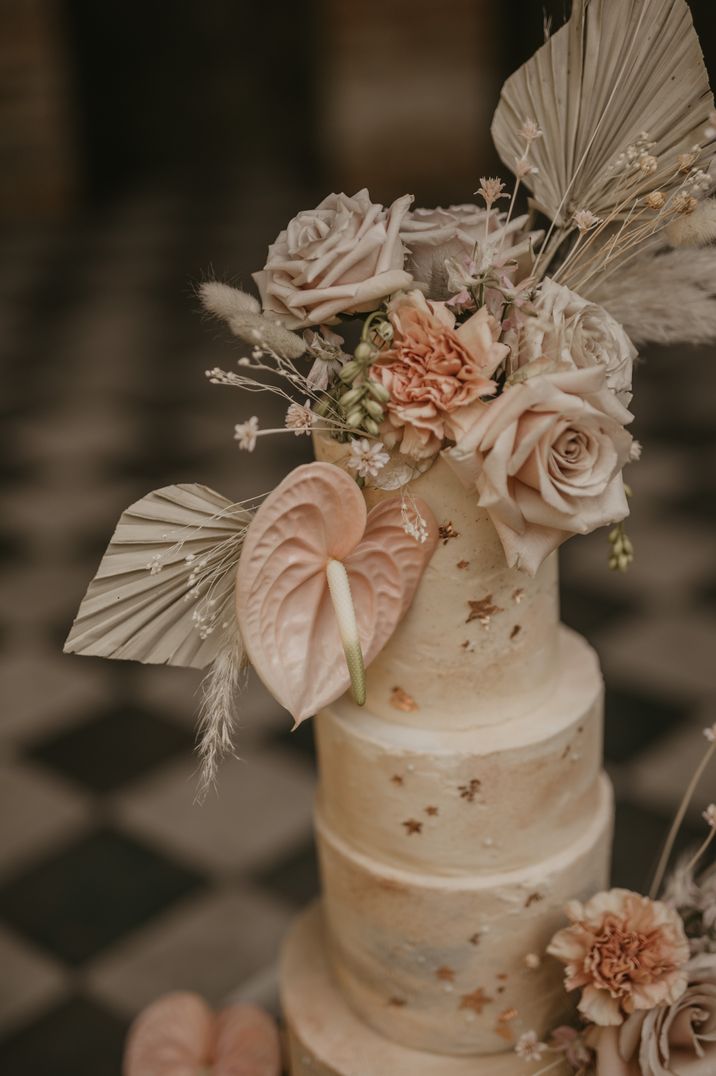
[282,438,614,1068]
[282,905,572,1075]
[314,436,560,728]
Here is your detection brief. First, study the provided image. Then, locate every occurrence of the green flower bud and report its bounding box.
[363,398,384,421]
[362,417,381,436]
[339,386,365,410]
[365,379,390,403]
[346,408,364,428]
[339,360,360,383]
[354,340,374,364]
[314,396,332,417]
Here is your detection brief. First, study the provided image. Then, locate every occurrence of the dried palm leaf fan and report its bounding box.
[491,0,714,227]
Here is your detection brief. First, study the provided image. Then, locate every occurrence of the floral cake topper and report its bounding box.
[66,0,716,794]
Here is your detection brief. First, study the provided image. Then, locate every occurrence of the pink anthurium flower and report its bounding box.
[123,993,281,1076]
[236,461,437,725]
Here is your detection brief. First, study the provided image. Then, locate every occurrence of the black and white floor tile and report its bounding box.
[1,182,715,1074]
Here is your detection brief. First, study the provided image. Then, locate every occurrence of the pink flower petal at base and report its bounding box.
[235,462,438,725]
[123,993,282,1076]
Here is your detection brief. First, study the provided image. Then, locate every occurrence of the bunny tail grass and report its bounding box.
[195,616,247,801]
[326,559,366,707]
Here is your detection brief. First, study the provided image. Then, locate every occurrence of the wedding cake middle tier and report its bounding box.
[314,626,612,1056]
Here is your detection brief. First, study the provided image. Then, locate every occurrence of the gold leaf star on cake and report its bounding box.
[466,595,502,626]
[457,559,470,570]
[459,987,493,1014]
[390,686,418,712]
[390,774,404,786]
[436,965,455,981]
[458,778,481,803]
[402,818,423,835]
[439,521,459,544]
[424,805,439,816]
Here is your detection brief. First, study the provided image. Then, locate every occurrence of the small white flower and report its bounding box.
[476,177,507,207]
[629,439,643,462]
[515,157,539,179]
[234,416,260,452]
[703,804,716,828]
[347,438,390,479]
[285,400,313,436]
[638,153,658,175]
[572,208,601,234]
[515,1031,547,1062]
[520,119,543,144]
[703,724,716,743]
[704,111,716,141]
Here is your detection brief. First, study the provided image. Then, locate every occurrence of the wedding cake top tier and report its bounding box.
[314,435,559,730]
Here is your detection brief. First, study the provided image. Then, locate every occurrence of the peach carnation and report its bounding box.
[548,889,690,1027]
[371,290,508,460]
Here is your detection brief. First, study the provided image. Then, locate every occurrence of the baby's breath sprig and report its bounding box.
[332,312,392,439]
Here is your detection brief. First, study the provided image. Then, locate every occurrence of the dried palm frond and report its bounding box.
[586,246,716,346]
[64,484,252,668]
[492,0,714,226]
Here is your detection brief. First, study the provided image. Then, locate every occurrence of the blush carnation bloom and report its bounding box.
[547,889,690,1028]
[253,189,413,329]
[371,290,508,460]
[445,363,633,575]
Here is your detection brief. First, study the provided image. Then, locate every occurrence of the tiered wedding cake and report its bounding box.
[282,446,612,1075]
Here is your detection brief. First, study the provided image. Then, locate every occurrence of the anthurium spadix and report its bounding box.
[235,462,437,726]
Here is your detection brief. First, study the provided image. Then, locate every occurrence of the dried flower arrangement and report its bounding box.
[64,0,716,794]
[513,722,716,1076]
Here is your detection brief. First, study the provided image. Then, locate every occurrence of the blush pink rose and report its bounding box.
[445,362,633,574]
[371,290,508,460]
[547,889,690,1029]
[253,189,413,328]
[591,954,716,1076]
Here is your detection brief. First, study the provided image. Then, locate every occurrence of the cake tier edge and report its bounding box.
[316,625,603,874]
[282,904,572,1076]
[317,773,613,1055]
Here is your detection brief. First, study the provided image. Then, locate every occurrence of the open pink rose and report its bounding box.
[591,954,716,1076]
[253,189,413,328]
[445,363,633,574]
[371,290,507,460]
[548,889,690,1028]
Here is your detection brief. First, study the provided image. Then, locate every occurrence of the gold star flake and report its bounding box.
[459,987,493,1014]
[512,587,525,604]
[424,805,439,816]
[524,891,543,908]
[388,996,406,1007]
[459,778,481,803]
[457,559,470,570]
[402,818,423,835]
[390,774,404,786]
[390,686,418,712]
[510,624,521,640]
[495,1007,518,1042]
[436,965,455,982]
[439,521,459,544]
[466,596,503,626]
[461,639,476,653]
[468,932,481,946]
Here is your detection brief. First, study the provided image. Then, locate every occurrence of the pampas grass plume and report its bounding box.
[667,199,716,248]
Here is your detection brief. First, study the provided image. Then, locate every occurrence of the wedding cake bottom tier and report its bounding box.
[282,904,571,1076]
[316,773,613,1056]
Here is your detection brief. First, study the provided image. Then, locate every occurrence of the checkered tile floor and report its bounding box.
[2,182,715,1075]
